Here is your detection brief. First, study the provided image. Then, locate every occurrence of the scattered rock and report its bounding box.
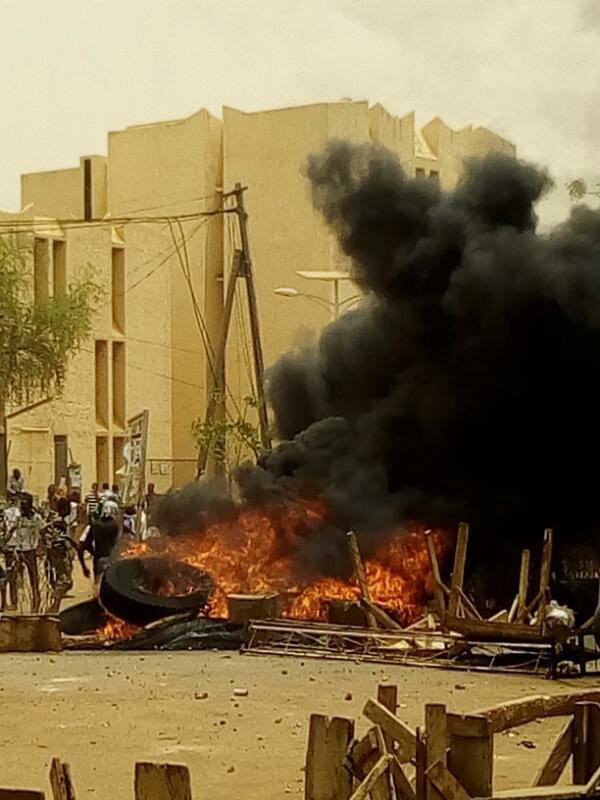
[454,684,467,690]
[194,692,209,700]
[233,688,248,697]
[344,692,353,701]
[227,766,235,773]
[519,739,536,749]
[275,718,282,724]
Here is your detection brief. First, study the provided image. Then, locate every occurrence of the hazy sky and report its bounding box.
[0,0,598,223]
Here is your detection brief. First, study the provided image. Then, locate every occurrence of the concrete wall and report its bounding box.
[107,108,222,487]
[21,155,107,220]
[222,101,369,430]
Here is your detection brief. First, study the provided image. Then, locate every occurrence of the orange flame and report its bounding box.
[100,617,140,642]
[111,501,447,625]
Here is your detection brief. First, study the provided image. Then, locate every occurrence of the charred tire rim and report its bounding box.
[99,557,213,627]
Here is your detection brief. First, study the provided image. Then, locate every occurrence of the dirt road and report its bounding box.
[0,647,595,799]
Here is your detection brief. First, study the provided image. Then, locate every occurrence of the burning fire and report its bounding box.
[116,500,447,624]
[101,618,140,642]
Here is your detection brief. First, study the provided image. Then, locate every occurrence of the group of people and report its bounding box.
[0,469,159,613]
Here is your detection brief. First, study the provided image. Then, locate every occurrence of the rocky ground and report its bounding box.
[0,646,595,799]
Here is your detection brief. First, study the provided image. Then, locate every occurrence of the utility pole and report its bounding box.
[196,184,271,478]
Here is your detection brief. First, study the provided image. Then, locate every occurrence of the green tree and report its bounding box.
[192,393,261,474]
[0,237,102,446]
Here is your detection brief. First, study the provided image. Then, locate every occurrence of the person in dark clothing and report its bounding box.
[46,496,80,612]
[77,500,119,582]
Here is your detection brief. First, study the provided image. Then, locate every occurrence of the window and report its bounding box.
[415,168,426,180]
[111,247,125,333]
[112,341,126,429]
[95,436,109,485]
[429,170,440,187]
[54,435,68,485]
[95,340,109,427]
[113,436,126,484]
[83,158,92,221]
[34,238,50,303]
[52,240,67,296]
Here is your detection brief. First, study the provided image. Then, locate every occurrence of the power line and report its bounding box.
[0,208,234,235]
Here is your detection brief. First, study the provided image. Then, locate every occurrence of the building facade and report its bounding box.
[1,101,514,500]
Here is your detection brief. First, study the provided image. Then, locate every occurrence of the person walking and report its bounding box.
[4,493,43,612]
[6,468,25,503]
[84,483,100,519]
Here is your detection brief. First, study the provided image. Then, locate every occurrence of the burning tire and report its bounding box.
[99,557,213,627]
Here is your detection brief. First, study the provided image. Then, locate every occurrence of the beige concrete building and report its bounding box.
[1,101,514,499]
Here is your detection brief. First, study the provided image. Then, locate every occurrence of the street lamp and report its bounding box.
[274,271,361,319]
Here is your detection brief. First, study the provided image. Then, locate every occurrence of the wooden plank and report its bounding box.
[444,615,546,643]
[378,685,398,715]
[134,763,192,800]
[378,684,399,753]
[361,598,403,631]
[476,691,600,734]
[368,727,394,800]
[347,531,377,629]
[0,792,45,800]
[426,761,471,800]
[456,588,482,621]
[0,615,61,653]
[49,759,75,800]
[446,715,491,740]
[305,715,355,800]
[533,719,573,787]
[425,531,446,619]
[416,727,427,800]
[363,698,417,763]
[538,529,553,632]
[448,719,493,800]
[488,610,509,623]
[425,705,448,800]
[349,755,392,800]
[492,787,593,799]
[447,523,469,618]
[516,549,530,623]
[573,703,600,785]
[391,756,417,800]
[346,728,379,779]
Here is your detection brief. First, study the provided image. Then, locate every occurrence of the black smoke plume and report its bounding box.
[249,141,600,581]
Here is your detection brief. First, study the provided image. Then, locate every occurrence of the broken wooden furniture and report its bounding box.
[305,685,600,800]
[426,523,554,639]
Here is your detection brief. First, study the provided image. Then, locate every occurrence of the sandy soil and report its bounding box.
[0,567,595,798]
[0,646,597,799]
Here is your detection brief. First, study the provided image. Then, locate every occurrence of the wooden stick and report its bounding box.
[369,727,394,800]
[507,595,519,623]
[516,549,531,622]
[538,529,553,632]
[347,531,377,629]
[361,598,403,631]
[447,523,469,618]
[533,719,573,787]
[425,531,446,619]
[489,609,509,623]
[456,587,482,621]
[349,754,392,800]
[426,761,472,800]
[363,698,417,763]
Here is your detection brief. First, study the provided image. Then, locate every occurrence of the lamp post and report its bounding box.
[274,271,360,319]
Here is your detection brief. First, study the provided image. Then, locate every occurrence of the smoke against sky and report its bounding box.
[254,141,600,573]
[0,0,598,223]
